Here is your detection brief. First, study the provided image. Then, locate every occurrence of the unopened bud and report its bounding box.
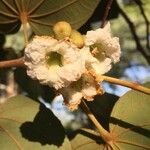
[70,30,84,48]
[53,21,72,40]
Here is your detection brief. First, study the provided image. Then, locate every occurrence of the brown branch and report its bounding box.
[101,0,113,28]
[115,0,150,64]
[80,100,113,144]
[0,57,25,68]
[134,0,150,50]
[98,75,150,95]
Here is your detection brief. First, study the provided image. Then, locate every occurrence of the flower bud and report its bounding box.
[70,30,84,48]
[53,21,72,40]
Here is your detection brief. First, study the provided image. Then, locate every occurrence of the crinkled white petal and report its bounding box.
[85,23,111,46]
[80,47,112,75]
[60,86,83,110]
[25,36,85,89]
[85,22,121,63]
[60,74,103,111]
[81,74,103,100]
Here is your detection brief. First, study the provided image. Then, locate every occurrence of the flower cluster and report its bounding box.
[25,21,121,110]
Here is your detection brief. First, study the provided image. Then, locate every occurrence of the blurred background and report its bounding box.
[0,0,150,130]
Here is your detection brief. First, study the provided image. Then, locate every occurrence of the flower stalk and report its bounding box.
[0,58,149,94]
[20,11,29,46]
[99,75,150,95]
[0,57,25,68]
[80,100,113,143]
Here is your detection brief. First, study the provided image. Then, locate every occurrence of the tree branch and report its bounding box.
[134,0,150,50]
[97,75,150,95]
[101,0,114,28]
[0,57,25,68]
[80,100,113,144]
[115,0,150,64]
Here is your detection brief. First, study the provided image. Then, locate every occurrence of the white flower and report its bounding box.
[25,36,85,89]
[60,74,104,110]
[24,22,121,111]
[60,23,121,110]
[85,22,121,63]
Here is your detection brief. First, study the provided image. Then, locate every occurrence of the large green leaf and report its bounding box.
[0,95,72,150]
[0,0,100,35]
[109,83,150,149]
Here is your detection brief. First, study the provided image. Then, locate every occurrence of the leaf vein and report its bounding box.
[2,0,18,15]
[30,19,53,26]
[28,0,45,15]
[29,0,77,18]
[14,0,22,13]
[117,140,150,149]
[73,140,98,150]
[0,19,18,24]
[78,1,94,11]
[0,124,23,150]
[115,122,150,138]
[0,11,18,18]
[0,117,22,123]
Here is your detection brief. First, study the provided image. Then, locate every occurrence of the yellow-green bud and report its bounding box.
[70,30,84,48]
[53,21,72,40]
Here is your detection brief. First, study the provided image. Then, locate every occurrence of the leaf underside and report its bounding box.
[0,95,72,150]
[70,128,105,150]
[0,0,100,35]
[109,83,150,149]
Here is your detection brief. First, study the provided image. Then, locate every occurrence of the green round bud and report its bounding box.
[70,30,84,48]
[53,21,72,40]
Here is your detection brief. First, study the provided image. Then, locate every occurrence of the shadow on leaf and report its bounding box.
[110,117,150,138]
[86,93,119,130]
[20,104,65,146]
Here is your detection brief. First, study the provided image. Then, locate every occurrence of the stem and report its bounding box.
[22,22,28,46]
[98,75,150,95]
[101,0,113,28]
[0,57,25,68]
[20,11,29,46]
[80,100,112,143]
[134,0,150,50]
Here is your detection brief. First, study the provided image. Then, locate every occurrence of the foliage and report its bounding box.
[0,95,72,150]
[109,82,150,149]
[0,0,99,35]
[0,84,149,149]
